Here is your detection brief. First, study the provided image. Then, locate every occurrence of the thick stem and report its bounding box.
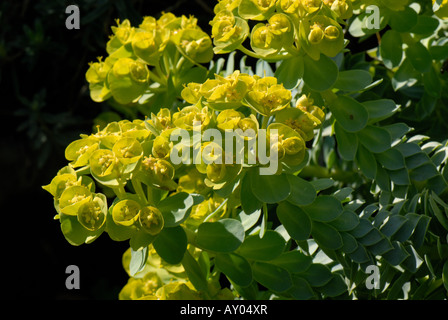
[114,182,127,199]
[149,67,167,86]
[147,185,154,205]
[175,56,186,72]
[261,116,270,130]
[132,178,147,204]
[237,45,263,60]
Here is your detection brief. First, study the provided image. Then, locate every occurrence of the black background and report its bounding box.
[1,0,214,300]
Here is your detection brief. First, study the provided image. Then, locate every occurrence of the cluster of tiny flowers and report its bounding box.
[119,245,235,300]
[43,71,324,244]
[210,0,352,60]
[85,13,214,105]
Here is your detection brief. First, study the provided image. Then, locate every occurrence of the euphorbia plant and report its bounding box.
[44,1,448,300]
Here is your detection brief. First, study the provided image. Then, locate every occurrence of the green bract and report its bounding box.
[89,149,121,185]
[132,29,166,66]
[107,57,150,105]
[267,122,306,167]
[59,185,92,216]
[299,15,344,60]
[239,0,277,20]
[176,29,214,64]
[211,10,250,54]
[43,1,448,301]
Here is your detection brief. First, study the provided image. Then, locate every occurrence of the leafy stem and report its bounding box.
[261,115,270,129]
[114,181,127,199]
[131,177,147,204]
[237,45,263,60]
[150,64,168,86]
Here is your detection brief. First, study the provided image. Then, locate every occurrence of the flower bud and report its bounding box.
[268,13,292,36]
[324,25,340,41]
[198,71,249,109]
[252,25,276,50]
[177,168,209,195]
[93,121,122,149]
[308,22,325,44]
[139,206,164,235]
[181,83,202,104]
[85,57,113,102]
[155,109,173,129]
[202,142,224,165]
[157,12,178,28]
[112,19,134,44]
[279,0,301,14]
[213,0,241,13]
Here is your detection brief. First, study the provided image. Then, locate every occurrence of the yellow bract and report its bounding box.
[139,206,164,235]
[172,105,211,130]
[77,196,106,231]
[245,76,292,116]
[112,199,141,227]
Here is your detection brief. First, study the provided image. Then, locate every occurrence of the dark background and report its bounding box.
[1,0,214,300]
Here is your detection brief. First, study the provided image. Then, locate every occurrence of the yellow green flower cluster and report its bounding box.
[85,13,213,105]
[182,70,293,116]
[210,0,351,60]
[120,246,234,300]
[43,71,325,244]
[182,70,325,140]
